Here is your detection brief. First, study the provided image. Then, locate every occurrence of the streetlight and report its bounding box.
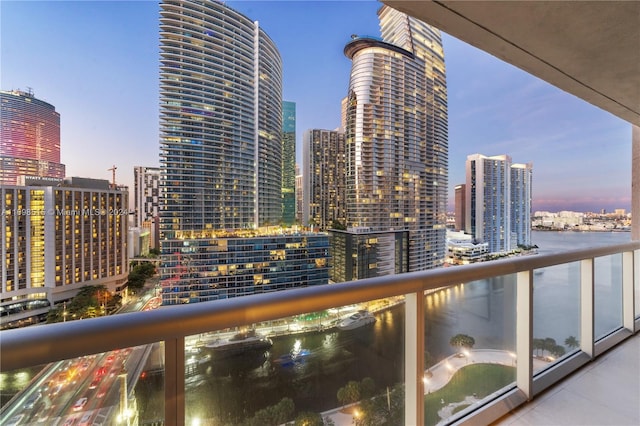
[353,408,361,425]
[446,362,454,379]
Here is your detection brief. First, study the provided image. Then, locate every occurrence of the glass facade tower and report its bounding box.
[159,1,328,304]
[160,0,282,236]
[282,101,296,225]
[0,89,65,185]
[511,162,533,247]
[343,5,449,272]
[466,154,532,253]
[466,154,512,253]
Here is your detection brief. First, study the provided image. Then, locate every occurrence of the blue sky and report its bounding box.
[1,0,632,213]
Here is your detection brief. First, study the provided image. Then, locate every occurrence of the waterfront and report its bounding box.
[134,230,631,424]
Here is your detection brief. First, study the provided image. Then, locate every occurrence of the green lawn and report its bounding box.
[424,364,515,426]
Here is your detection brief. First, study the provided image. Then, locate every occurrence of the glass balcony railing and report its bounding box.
[1,242,638,425]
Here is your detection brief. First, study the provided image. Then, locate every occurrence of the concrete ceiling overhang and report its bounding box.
[383,0,640,126]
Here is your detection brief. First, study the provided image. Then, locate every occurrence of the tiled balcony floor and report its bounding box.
[493,333,640,426]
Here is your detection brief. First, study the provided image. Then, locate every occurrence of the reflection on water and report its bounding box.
[139,231,630,423]
[183,313,405,423]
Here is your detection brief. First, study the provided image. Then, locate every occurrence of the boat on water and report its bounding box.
[203,329,273,357]
[337,310,376,330]
[274,349,311,367]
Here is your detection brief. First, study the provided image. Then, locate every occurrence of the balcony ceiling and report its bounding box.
[383,0,640,126]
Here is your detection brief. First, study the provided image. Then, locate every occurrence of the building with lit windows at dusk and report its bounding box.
[341,5,449,274]
[302,128,346,230]
[1,177,128,329]
[159,0,329,304]
[281,101,296,225]
[134,166,160,249]
[465,154,533,253]
[0,89,66,185]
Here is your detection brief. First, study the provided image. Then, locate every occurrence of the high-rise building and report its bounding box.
[330,228,408,283]
[511,162,533,247]
[160,0,282,234]
[1,178,128,328]
[133,166,160,228]
[282,101,296,225]
[454,184,466,232]
[466,154,532,253]
[302,129,346,230]
[134,166,160,248]
[342,5,448,272]
[1,89,66,185]
[295,164,303,225]
[159,0,328,304]
[161,231,329,305]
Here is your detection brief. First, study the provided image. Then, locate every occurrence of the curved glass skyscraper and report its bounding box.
[343,5,448,271]
[159,1,328,305]
[160,0,282,236]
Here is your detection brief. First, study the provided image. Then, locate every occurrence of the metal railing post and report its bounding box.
[580,259,595,357]
[405,291,424,426]
[165,337,185,426]
[516,270,533,399]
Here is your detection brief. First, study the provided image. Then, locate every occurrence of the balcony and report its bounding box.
[1,241,638,425]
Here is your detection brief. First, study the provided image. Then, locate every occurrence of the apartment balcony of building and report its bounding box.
[2,2,639,426]
[1,240,638,425]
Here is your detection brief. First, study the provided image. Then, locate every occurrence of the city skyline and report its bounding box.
[1,0,632,213]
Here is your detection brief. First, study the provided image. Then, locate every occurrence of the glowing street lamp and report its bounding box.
[446,362,454,378]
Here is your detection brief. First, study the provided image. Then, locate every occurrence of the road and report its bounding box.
[1,293,161,426]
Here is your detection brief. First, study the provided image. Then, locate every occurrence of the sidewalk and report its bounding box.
[322,349,551,425]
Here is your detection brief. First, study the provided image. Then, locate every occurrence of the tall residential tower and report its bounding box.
[510,162,533,247]
[133,166,160,228]
[302,129,346,230]
[282,101,296,225]
[465,154,532,253]
[134,166,160,249]
[160,0,282,233]
[342,5,449,272]
[158,0,328,304]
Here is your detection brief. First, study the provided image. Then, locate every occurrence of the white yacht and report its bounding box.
[337,310,376,330]
[203,329,272,357]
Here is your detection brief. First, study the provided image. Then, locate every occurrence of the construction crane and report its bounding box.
[107,165,117,188]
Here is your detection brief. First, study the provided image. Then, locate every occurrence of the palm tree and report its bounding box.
[543,337,557,356]
[564,336,579,350]
[532,338,545,357]
[550,344,566,358]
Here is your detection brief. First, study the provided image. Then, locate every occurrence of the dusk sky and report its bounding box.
[1,0,632,213]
